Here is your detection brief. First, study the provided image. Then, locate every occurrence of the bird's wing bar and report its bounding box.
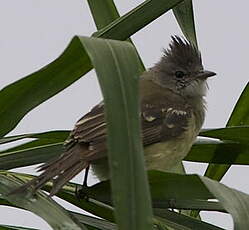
[141,102,192,146]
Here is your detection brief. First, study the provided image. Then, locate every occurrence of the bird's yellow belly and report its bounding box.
[144,122,198,172]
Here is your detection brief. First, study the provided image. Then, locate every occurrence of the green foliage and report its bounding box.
[0,1,249,230]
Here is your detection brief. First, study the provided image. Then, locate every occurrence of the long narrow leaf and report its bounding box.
[0,142,63,170]
[0,171,226,213]
[87,0,120,30]
[3,171,238,229]
[200,126,249,144]
[86,172,249,229]
[80,36,153,230]
[94,0,183,39]
[186,140,249,165]
[205,83,249,180]
[201,176,249,230]
[0,225,39,230]
[154,210,224,230]
[71,211,116,230]
[0,172,85,230]
[173,0,197,46]
[87,0,145,69]
[0,130,69,145]
[0,38,92,138]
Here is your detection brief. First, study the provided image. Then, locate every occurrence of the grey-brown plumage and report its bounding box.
[12,36,216,196]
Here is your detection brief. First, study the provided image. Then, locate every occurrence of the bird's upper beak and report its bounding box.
[196,70,216,79]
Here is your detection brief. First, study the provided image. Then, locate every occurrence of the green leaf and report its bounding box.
[173,0,197,46]
[0,37,92,138]
[85,172,249,230]
[0,131,69,170]
[71,211,116,230]
[94,0,183,39]
[0,131,69,145]
[87,0,145,70]
[1,171,233,229]
[80,36,153,230]
[87,0,120,30]
[227,83,249,126]
[80,171,212,203]
[0,172,85,230]
[200,176,249,230]
[186,139,249,165]
[0,225,39,230]
[205,83,249,180]
[0,142,63,170]
[154,210,224,230]
[200,126,249,144]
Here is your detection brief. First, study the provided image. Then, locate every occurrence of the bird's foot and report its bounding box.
[75,184,89,201]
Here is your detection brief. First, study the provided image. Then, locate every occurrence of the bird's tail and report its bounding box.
[10,145,89,197]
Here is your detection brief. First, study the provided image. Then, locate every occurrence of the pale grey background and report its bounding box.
[0,1,248,229]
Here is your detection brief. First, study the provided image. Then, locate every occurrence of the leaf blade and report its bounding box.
[0,172,86,230]
[204,83,249,180]
[173,0,197,46]
[79,36,153,230]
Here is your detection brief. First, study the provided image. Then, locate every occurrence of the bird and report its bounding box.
[11,36,216,196]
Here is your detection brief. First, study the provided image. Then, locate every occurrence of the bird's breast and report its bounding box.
[144,114,198,172]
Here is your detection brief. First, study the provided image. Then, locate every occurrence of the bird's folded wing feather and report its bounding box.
[67,97,192,159]
[11,97,192,196]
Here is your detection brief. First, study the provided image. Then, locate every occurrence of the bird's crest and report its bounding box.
[163,36,202,69]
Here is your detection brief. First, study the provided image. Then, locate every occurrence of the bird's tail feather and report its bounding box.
[9,145,89,196]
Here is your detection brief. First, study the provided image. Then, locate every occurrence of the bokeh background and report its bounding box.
[0,1,248,229]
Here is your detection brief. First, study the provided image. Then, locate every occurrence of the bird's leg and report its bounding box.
[75,166,90,200]
[83,165,89,187]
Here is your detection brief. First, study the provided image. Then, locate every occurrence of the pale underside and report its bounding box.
[91,112,198,181]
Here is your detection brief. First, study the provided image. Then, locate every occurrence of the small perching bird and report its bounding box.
[12,36,216,196]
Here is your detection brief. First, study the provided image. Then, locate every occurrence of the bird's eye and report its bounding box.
[175,71,185,78]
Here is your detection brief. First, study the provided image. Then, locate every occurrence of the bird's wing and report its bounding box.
[11,98,192,196]
[141,100,192,146]
[65,102,107,158]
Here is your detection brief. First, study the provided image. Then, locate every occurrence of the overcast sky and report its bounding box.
[0,1,249,229]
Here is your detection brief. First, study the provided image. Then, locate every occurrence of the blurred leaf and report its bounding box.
[0,37,92,138]
[173,0,197,46]
[186,139,249,165]
[0,142,63,170]
[0,131,68,170]
[81,171,213,203]
[201,176,249,230]
[227,83,249,126]
[57,188,115,222]
[87,0,120,30]
[87,0,145,70]
[205,83,249,180]
[0,225,39,230]
[71,211,116,230]
[85,171,249,229]
[2,171,235,229]
[80,36,153,230]
[0,172,85,230]
[154,210,224,230]
[94,0,183,39]
[1,171,226,213]
[0,131,69,145]
[200,126,249,144]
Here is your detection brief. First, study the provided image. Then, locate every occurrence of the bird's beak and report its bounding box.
[196,70,216,79]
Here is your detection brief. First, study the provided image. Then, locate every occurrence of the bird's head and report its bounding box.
[152,36,216,98]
